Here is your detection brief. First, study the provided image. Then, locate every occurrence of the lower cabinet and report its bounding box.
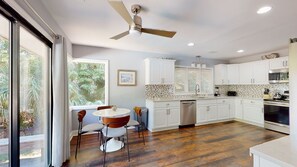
[146,100,180,132]
[242,99,264,126]
[197,99,232,124]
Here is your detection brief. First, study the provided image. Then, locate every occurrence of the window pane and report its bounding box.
[201,69,213,94]
[175,68,187,93]
[0,14,10,167]
[188,69,198,93]
[19,27,49,166]
[69,60,106,106]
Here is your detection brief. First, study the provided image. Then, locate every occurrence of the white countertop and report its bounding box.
[250,136,297,167]
[146,96,262,102]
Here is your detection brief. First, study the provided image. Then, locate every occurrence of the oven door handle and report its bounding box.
[264,103,289,107]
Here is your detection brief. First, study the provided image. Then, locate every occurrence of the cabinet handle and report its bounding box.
[207,106,210,111]
[286,61,288,67]
[241,100,243,104]
[283,61,285,67]
[168,109,170,115]
[251,79,253,83]
[262,108,264,113]
[222,79,224,84]
[250,101,254,103]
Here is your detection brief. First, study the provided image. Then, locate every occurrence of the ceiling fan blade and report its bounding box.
[110,31,129,40]
[141,28,176,38]
[108,0,135,26]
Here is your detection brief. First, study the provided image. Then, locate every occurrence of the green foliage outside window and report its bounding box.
[68,60,106,106]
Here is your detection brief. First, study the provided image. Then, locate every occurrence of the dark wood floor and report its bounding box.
[66,121,286,167]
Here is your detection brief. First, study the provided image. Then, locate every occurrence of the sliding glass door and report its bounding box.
[0,5,52,166]
[0,14,10,167]
[19,27,50,167]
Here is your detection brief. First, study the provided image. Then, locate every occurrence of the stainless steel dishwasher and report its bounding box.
[180,100,196,126]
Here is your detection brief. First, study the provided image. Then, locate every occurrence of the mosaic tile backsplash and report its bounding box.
[145,84,289,99]
[217,84,289,98]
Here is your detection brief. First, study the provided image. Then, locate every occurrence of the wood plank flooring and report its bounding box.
[65,121,286,167]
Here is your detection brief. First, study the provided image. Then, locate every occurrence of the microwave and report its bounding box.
[268,69,289,83]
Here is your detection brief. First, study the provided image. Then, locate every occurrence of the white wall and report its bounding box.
[228,48,288,64]
[289,41,297,139]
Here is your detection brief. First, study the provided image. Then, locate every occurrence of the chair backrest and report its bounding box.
[97,105,113,110]
[77,110,86,122]
[102,115,130,128]
[134,107,142,123]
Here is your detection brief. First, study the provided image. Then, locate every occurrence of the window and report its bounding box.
[68,59,109,108]
[175,67,214,95]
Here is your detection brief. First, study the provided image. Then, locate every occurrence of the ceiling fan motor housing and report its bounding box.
[130,15,142,35]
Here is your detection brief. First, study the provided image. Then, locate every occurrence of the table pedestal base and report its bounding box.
[100,138,124,152]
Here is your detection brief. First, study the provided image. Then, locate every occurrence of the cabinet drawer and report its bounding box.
[217,99,229,104]
[242,99,263,105]
[197,99,217,105]
[154,101,180,108]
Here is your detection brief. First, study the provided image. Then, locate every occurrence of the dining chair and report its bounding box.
[75,110,104,159]
[127,106,145,145]
[101,115,130,166]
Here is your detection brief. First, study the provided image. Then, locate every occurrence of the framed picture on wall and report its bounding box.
[117,70,137,86]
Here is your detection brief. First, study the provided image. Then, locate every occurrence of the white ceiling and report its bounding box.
[41,0,297,59]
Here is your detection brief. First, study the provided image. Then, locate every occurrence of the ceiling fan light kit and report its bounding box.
[108,0,176,40]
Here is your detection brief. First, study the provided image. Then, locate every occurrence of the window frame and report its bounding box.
[69,58,109,110]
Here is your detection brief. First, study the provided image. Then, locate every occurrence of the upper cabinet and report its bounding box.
[214,64,227,85]
[145,58,175,85]
[227,64,239,85]
[215,64,239,85]
[239,60,269,85]
[269,56,288,70]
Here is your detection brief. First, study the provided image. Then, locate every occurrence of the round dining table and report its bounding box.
[92,108,130,152]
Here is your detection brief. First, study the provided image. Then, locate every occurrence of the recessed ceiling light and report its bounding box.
[237,50,244,53]
[187,42,194,46]
[257,6,272,14]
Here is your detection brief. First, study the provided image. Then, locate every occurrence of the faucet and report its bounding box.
[195,84,200,95]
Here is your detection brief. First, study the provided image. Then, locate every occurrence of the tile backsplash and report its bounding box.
[145,84,289,99]
[217,84,289,98]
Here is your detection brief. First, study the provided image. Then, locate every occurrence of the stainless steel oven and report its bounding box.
[264,100,289,134]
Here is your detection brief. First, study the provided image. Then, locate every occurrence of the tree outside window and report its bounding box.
[68,59,108,107]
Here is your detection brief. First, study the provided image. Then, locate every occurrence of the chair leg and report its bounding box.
[141,126,145,145]
[126,128,130,162]
[137,125,140,138]
[103,128,108,167]
[75,134,80,159]
[78,133,82,148]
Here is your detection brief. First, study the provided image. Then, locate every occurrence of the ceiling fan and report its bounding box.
[108,0,176,40]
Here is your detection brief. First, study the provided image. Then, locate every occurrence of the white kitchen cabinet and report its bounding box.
[227,64,239,84]
[145,58,175,85]
[214,64,227,85]
[197,100,218,123]
[235,99,243,119]
[242,99,264,126]
[239,60,269,85]
[217,99,230,120]
[146,100,180,132]
[269,56,289,70]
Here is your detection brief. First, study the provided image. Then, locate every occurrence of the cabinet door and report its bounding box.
[243,105,264,125]
[207,105,218,121]
[253,60,269,84]
[201,68,213,94]
[153,108,168,129]
[167,108,180,127]
[214,64,227,85]
[227,64,239,85]
[239,62,253,84]
[145,59,161,84]
[269,56,288,70]
[235,99,243,119]
[217,104,230,120]
[161,60,175,84]
[197,105,208,123]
